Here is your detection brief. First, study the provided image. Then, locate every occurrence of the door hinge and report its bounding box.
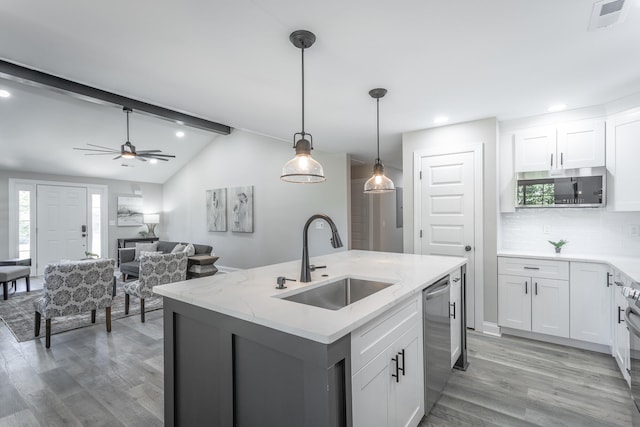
[419,171,422,180]
[419,230,423,238]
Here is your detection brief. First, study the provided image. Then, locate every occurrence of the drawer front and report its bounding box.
[351,294,421,374]
[498,257,569,280]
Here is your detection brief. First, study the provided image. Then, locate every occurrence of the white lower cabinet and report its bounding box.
[569,262,611,345]
[351,295,424,427]
[498,274,569,337]
[450,270,462,367]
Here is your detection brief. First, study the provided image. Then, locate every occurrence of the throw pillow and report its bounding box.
[135,242,159,261]
[183,243,196,256]
[140,251,163,258]
[171,243,186,253]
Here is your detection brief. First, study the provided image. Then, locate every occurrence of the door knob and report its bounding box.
[465,245,472,252]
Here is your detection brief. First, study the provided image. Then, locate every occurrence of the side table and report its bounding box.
[187,255,219,279]
[0,258,32,267]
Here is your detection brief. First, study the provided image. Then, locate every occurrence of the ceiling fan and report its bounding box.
[74,107,176,162]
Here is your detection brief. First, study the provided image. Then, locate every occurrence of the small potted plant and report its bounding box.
[548,239,568,253]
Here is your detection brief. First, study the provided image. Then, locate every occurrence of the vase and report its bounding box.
[555,247,561,253]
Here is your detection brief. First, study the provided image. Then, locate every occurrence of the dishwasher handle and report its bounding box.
[425,277,450,300]
[625,307,640,338]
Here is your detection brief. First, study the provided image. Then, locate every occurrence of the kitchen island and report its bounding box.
[154,250,466,427]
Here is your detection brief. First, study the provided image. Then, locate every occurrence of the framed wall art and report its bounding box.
[206,188,227,232]
[117,196,144,226]
[229,185,253,233]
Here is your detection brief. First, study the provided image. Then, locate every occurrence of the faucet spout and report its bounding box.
[301,214,343,282]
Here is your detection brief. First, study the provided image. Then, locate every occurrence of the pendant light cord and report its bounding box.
[376,97,380,162]
[301,47,305,135]
[126,109,130,142]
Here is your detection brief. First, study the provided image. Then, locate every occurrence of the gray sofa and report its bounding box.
[119,241,213,280]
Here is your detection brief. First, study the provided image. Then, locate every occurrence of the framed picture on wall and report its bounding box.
[117,196,144,226]
[206,188,227,232]
[229,186,253,233]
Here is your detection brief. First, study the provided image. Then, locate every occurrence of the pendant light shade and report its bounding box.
[281,30,326,183]
[364,88,395,193]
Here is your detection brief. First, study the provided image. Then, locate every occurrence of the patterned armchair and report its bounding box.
[34,258,116,348]
[123,252,187,322]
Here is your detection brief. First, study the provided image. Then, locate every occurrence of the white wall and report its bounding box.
[402,117,499,324]
[501,209,640,256]
[162,129,349,270]
[0,170,163,260]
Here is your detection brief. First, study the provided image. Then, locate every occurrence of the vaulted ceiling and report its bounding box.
[1,0,639,183]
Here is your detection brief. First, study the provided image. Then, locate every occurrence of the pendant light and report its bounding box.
[281,30,326,183]
[364,88,395,193]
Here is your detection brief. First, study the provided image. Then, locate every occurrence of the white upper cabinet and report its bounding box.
[514,119,605,172]
[606,108,640,211]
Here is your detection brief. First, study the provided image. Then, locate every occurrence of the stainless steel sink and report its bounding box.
[281,277,394,310]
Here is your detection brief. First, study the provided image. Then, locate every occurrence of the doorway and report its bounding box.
[414,145,483,329]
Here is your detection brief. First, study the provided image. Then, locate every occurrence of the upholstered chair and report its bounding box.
[123,252,187,322]
[34,258,116,348]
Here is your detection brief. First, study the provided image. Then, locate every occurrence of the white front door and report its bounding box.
[37,185,88,274]
[418,151,477,328]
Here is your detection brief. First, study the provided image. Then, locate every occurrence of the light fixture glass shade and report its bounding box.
[364,161,395,193]
[143,213,160,224]
[281,137,326,183]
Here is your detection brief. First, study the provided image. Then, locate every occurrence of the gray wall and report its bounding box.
[401,118,499,325]
[351,164,403,253]
[162,129,349,270]
[0,170,163,261]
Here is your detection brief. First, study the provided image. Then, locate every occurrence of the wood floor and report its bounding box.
[0,279,635,426]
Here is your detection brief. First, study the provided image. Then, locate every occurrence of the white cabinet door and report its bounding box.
[613,276,630,385]
[514,126,556,172]
[531,278,569,338]
[570,262,611,345]
[557,119,605,169]
[393,325,424,427]
[498,274,531,331]
[352,346,393,427]
[607,108,640,211]
[450,277,462,367]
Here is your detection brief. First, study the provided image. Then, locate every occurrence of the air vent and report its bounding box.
[588,0,630,31]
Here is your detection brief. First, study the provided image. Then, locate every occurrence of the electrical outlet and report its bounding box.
[316,222,324,230]
[543,225,552,234]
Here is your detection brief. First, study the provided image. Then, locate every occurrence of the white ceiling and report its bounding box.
[1,0,639,180]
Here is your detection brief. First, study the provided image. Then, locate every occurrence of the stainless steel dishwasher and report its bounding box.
[423,275,451,415]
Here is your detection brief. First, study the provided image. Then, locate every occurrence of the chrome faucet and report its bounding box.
[300,214,343,282]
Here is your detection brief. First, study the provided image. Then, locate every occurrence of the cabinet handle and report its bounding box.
[627,368,632,376]
[560,152,563,166]
[550,153,554,168]
[535,282,538,296]
[398,349,406,376]
[607,272,612,287]
[391,355,399,383]
[450,302,456,320]
[525,281,528,294]
[523,266,540,270]
[615,281,624,287]
[452,277,460,283]
[618,306,625,324]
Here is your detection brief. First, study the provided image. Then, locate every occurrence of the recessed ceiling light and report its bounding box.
[175,131,185,138]
[433,116,448,125]
[548,104,567,112]
[0,90,10,98]
[149,158,158,164]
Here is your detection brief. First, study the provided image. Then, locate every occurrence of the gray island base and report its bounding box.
[155,250,467,427]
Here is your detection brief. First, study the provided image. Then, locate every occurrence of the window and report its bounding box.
[18,190,31,259]
[91,193,102,257]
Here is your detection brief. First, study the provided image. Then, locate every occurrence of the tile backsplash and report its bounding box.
[501,208,640,256]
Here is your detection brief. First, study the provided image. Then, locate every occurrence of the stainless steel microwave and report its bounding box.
[516,175,605,207]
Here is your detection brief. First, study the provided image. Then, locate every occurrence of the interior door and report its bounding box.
[419,151,476,328]
[37,185,88,274]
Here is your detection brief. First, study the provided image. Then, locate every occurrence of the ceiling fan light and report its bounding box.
[121,152,135,159]
[364,160,395,193]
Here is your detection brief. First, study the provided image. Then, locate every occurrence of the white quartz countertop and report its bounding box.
[498,250,640,283]
[154,250,466,344]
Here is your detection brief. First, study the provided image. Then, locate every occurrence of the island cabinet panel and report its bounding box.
[163,298,351,427]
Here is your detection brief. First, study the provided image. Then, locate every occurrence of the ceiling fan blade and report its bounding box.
[87,143,119,151]
[140,153,176,158]
[136,156,147,162]
[74,148,118,153]
[84,153,119,156]
[113,155,122,160]
[136,150,162,153]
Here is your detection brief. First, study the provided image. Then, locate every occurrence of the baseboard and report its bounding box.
[482,321,502,337]
[216,265,242,273]
[500,327,611,354]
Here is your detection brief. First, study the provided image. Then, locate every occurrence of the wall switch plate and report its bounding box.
[543,225,552,234]
[630,224,640,237]
[316,222,324,230]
